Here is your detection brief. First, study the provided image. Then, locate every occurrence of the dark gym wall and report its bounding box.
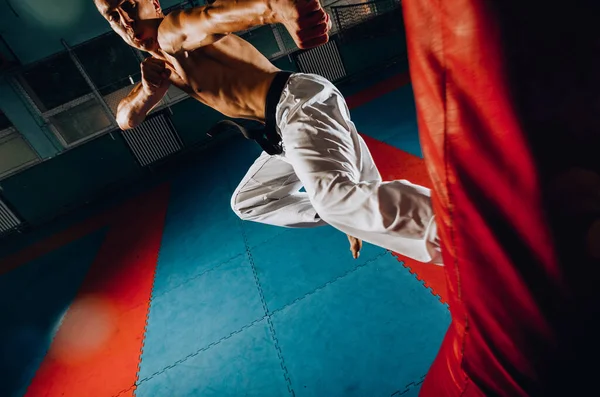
[340,32,406,76]
[0,133,142,224]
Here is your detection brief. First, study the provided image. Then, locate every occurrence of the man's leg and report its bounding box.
[276,73,442,264]
[231,151,327,228]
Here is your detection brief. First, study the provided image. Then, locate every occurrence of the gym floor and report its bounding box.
[0,63,451,397]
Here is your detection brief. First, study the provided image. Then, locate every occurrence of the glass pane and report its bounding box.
[49,99,113,145]
[0,134,38,176]
[21,53,91,111]
[0,111,12,131]
[75,33,142,96]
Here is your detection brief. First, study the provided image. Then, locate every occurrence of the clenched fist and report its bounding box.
[141,57,172,97]
[274,0,332,49]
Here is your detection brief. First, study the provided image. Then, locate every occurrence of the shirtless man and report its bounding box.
[94,0,442,264]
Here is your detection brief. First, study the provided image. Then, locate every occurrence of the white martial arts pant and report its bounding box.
[231,73,442,265]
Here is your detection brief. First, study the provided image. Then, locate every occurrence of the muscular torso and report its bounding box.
[161,34,280,122]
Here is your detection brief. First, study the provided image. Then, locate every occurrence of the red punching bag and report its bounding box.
[402,1,600,396]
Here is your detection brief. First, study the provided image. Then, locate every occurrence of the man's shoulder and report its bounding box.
[157,8,215,54]
[157,12,187,55]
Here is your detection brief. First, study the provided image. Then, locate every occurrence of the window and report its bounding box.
[73,32,187,116]
[20,53,91,112]
[48,99,114,146]
[75,33,142,96]
[74,32,144,116]
[0,111,39,178]
[17,51,117,147]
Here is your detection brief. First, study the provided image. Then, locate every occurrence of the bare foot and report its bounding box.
[347,235,363,259]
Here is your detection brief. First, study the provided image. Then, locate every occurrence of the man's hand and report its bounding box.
[116,58,171,130]
[274,0,331,49]
[141,57,172,97]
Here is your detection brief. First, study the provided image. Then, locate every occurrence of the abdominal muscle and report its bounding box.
[164,35,281,122]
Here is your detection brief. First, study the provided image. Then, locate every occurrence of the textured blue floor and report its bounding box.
[136,74,450,396]
[0,69,450,397]
[350,84,423,158]
[271,258,447,396]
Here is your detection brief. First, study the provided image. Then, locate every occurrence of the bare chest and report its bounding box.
[168,51,214,95]
[164,51,226,102]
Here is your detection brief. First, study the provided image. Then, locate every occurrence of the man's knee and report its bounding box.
[309,193,342,225]
[230,192,259,222]
[230,192,245,220]
[307,176,353,223]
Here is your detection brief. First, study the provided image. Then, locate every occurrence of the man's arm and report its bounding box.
[158,0,330,53]
[116,83,161,130]
[116,58,171,130]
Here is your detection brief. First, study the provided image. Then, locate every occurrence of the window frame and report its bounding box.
[0,125,40,180]
[14,74,118,149]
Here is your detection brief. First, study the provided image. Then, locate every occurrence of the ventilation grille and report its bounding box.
[296,40,347,82]
[0,197,21,235]
[122,113,182,167]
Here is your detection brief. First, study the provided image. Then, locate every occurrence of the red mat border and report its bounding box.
[23,183,171,397]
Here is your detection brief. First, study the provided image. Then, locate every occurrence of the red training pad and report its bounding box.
[403,1,600,396]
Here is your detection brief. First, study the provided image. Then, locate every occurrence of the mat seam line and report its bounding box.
[124,219,263,395]
[140,227,290,301]
[130,196,172,397]
[390,374,427,396]
[270,250,388,315]
[113,162,295,396]
[149,251,244,301]
[390,252,448,307]
[113,226,389,397]
[239,219,296,397]
[115,245,388,396]
[112,316,268,397]
[148,226,291,301]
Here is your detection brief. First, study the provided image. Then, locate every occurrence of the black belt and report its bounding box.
[206,71,293,155]
[264,71,293,148]
[250,71,292,155]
